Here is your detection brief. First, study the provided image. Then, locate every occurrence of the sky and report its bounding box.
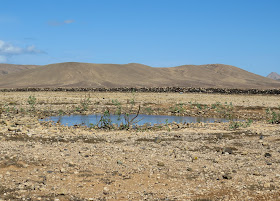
[0,0,279,76]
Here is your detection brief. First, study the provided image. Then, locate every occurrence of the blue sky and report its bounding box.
[0,0,279,76]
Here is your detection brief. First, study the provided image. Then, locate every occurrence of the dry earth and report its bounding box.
[0,92,280,200]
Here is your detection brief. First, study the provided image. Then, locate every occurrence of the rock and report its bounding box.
[267,162,272,165]
[264,153,272,158]
[154,137,162,143]
[60,168,66,173]
[68,161,75,167]
[103,186,110,195]
[222,147,233,154]
[8,127,18,131]
[157,162,165,167]
[23,164,29,168]
[117,160,123,165]
[186,167,192,171]
[262,142,269,146]
[222,174,232,180]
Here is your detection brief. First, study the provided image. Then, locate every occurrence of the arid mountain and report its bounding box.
[267,72,280,81]
[0,62,280,89]
[0,64,39,75]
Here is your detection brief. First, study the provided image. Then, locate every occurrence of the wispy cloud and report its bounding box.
[64,20,75,24]
[48,19,75,26]
[0,40,45,63]
[0,55,7,63]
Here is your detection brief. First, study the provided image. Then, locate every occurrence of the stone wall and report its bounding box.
[1,87,280,94]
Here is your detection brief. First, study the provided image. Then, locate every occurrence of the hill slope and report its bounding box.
[0,64,39,75]
[0,62,279,89]
[267,72,280,81]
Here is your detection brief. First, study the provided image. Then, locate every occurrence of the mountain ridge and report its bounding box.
[0,62,280,89]
[0,63,39,75]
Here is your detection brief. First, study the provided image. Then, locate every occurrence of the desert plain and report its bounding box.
[0,91,280,200]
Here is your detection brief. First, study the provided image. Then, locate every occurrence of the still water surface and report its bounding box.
[41,114,232,127]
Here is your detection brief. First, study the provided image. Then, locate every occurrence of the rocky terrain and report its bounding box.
[267,72,280,81]
[0,91,280,200]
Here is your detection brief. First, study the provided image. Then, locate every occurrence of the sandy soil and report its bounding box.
[0,92,280,200]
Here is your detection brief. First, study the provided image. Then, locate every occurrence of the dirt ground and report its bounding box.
[0,91,280,200]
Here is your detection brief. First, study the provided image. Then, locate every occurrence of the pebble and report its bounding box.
[264,183,271,188]
[103,186,110,195]
[8,127,21,132]
[68,161,75,167]
[222,147,233,154]
[60,168,66,173]
[222,174,232,180]
[154,137,162,143]
[186,167,193,171]
[262,142,269,146]
[264,153,272,158]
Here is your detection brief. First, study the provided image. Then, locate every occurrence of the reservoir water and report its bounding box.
[41,113,233,127]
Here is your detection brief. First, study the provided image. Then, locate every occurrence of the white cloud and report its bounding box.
[26,45,44,54]
[0,40,45,63]
[0,40,21,54]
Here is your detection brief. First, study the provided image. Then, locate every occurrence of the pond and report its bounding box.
[41,113,234,127]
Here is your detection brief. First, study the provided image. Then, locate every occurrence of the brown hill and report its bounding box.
[267,72,280,81]
[0,64,39,75]
[0,62,279,89]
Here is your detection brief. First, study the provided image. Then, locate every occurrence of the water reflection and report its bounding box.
[41,114,232,127]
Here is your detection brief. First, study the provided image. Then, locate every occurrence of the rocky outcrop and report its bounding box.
[267,72,280,80]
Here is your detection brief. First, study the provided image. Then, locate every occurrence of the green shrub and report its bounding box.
[97,94,141,130]
[80,95,91,111]
[170,103,185,114]
[27,95,36,110]
[144,107,153,115]
[268,111,280,124]
[229,119,253,130]
[97,109,112,129]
